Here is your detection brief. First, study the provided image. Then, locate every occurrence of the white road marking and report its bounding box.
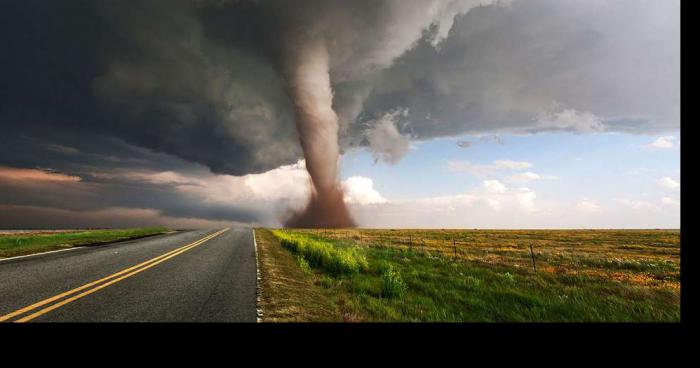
[0,231,180,264]
[253,228,263,323]
[0,246,86,263]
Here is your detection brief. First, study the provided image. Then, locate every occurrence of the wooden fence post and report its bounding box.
[453,238,457,259]
[529,244,537,273]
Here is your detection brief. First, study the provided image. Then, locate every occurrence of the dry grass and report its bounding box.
[265,228,679,322]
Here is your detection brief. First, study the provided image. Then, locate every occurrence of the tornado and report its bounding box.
[264,0,493,228]
[281,39,355,228]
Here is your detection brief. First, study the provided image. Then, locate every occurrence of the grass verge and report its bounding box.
[0,227,169,258]
[255,229,342,322]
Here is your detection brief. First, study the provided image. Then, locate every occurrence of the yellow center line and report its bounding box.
[0,229,224,322]
[0,228,229,323]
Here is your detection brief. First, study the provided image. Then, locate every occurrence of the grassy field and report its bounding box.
[0,227,169,258]
[258,228,680,322]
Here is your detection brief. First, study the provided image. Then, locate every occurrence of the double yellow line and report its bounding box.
[0,228,229,323]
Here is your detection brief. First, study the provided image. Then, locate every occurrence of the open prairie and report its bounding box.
[257,228,680,322]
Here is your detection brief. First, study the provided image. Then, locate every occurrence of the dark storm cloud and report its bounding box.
[1,0,679,172]
[0,0,300,177]
[0,0,679,226]
[352,0,680,143]
[0,168,261,224]
[0,127,198,175]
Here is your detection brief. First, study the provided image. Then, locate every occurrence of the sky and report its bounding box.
[340,132,680,228]
[0,0,680,229]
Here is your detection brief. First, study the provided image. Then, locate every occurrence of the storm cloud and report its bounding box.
[0,0,680,227]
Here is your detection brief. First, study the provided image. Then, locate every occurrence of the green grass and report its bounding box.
[381,265,408,299]
[269,229,680,322]
[0,228,169,258]
[272,230,368,275]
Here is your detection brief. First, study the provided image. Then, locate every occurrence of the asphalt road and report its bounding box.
[0,228,257,322]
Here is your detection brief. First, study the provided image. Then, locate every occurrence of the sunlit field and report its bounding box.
[259,229,680,322]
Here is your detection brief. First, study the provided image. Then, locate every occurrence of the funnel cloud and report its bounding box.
[279,38,353,227]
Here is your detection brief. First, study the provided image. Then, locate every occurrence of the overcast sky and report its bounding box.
[0,0,680,228]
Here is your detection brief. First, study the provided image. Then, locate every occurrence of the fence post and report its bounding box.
[529,244,537,273]
[453,238,457,259]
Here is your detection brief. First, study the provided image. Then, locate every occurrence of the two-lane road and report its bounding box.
[0,228,257,322]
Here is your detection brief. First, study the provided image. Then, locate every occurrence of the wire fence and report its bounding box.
[288,229,680,278]
[298,229,543,273]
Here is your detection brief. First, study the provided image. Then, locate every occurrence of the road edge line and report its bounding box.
[0,246,87,263]
[0,231,181,264]
[253,228,263,323]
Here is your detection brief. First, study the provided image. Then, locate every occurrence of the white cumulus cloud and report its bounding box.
[575,199,600,213]
[658,177,680,190]
[644,136,676,149]
[479,180,536,212]
[616,198,657,211]
[661,197,680,207]
[448,159,532,177]
[342,176,387,205]
[506,171,558,183]
[482,179,508,194]
[493,160,533,170]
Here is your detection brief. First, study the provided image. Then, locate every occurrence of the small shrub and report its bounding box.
[297,256,312,274]
[502,272,515,283]
[464,276,482,289]
[381,265,408,299]
[317,275,334,289]
[374,260,392,274]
